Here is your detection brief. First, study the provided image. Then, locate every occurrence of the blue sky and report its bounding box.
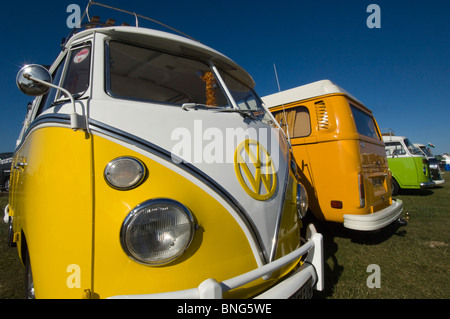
[1,0,449,155]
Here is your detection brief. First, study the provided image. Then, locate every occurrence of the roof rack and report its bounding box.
[380,128,395,136]
[62,0,198,48]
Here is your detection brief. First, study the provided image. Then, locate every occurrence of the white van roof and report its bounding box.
[262,79,363,108]
[65,26,256,88]
[382,135,406,142]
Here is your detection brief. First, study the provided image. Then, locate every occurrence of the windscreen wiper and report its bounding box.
[212,108,258,120]
[181,103,220,111]
[182,103,257,120]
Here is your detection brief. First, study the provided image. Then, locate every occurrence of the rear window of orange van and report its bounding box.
[350,104,380,140]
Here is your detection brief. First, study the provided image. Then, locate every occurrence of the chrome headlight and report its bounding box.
[296,183,308,218]
[104,157,146,190]
[120,199,195,265]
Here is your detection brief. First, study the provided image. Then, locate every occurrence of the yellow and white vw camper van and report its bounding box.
[4,3,322,299]
[263,80,404,231]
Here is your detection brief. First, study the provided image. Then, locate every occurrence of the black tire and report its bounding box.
[24,249,35,299]
[4,178,9,192]
[391,178,400,196]
[7,217,16,247]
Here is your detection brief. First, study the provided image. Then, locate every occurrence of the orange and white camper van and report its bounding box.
[263,80,404,231]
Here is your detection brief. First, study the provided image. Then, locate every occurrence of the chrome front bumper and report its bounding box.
[108,224,323,299]
[343,199,404,231]
[432,179,445,186]
[420,181,436,189]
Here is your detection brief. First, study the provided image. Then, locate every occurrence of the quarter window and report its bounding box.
[61,44,92,98]
[36,43,92,116]
[272,106,311,138]
[385,142,406,156]
[403,138,423,155]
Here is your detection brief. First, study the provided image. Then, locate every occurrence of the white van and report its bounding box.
[383,135,435,195]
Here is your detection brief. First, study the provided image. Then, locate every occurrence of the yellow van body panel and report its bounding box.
[12,126,301,298]
[11,127,94,299]
[274,170,302,259]
[91,133,300,299]
[271,94,391,223]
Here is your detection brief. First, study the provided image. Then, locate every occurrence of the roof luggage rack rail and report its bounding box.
[62,0,198,48]
[380,128,395,137]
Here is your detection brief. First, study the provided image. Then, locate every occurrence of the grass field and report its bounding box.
[314,177,450,299]
[0,177,449,299]
[0,193,24,299]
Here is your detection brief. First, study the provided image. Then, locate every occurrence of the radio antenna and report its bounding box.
[273,63,281,92]
[273,63,291,143]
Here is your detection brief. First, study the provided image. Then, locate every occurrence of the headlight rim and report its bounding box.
[296,183,309,219]
[120,198,196,266]
[104,156,147,191]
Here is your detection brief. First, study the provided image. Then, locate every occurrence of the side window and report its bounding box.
[35,43,92,117]
[403,138,423,155]
[272,106,311,138]
[385,142,406,156]
[36,58,66,116]
[61,44,92,97]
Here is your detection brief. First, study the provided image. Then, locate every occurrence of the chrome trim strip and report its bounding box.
[210,64,239,110]
[268,151,291,262]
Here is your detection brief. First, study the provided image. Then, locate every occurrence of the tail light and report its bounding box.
[358,173,365,208]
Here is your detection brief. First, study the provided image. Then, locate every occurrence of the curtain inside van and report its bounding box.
[273,106,311,138]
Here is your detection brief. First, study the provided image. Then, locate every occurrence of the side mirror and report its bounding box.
[16,64,85,131]
[16,64,52,96]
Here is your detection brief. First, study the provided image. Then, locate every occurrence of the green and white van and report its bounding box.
[382,135,435,195]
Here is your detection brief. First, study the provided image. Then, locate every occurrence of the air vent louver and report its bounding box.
[315,101,329,130]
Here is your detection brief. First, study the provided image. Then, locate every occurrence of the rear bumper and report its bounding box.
[343,199,403,231]
[108,224,324,299]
